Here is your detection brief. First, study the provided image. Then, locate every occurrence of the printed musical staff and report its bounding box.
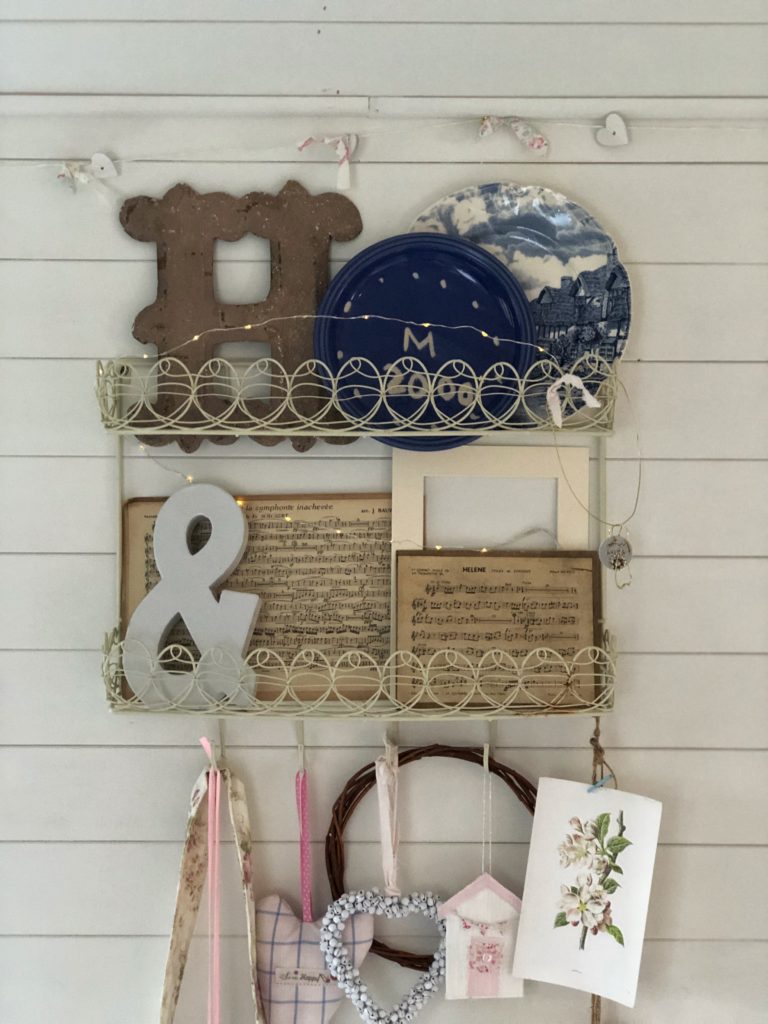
[396,551,601,706]
[123,494,392,699]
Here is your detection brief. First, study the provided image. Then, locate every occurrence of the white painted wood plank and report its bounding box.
[606,461,768,557]
[3,746,764,844]
[3,163,767,264]
[2,937,765,1024]
[5,360,765,459]
[4,1,767,23]
[606,558,768,654]
[6,456,764,557]
[3,651,766,749]
[2,24,767,97]
[0,554,115,649]
[608,364,768,460]
[4,261,767,362]
[1,842,764,942]
[0,360,111,457]
[3,110,768,163]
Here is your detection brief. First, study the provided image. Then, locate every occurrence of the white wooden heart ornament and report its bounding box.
[595,112,629,147]
[89,152,118,178]
[321,890,446,1023]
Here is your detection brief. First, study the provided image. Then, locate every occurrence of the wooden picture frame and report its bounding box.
[391,445,592,560]
[395,549,603,707]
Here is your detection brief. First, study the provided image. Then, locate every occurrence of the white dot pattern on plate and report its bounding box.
[343,300,352,313]
[440,279,447,289]
[412,272,419,279]
[472,300,479,309]
[336,350,344,360]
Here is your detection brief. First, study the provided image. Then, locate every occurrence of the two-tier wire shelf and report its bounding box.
[96,353,617,719]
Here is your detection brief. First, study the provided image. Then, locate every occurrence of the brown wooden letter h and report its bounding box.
[120,181,362,450]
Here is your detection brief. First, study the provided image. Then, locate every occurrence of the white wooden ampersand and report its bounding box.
[124,484,262,706]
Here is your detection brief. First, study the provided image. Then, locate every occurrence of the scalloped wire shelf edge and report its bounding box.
[102,633,616,719]
[95,354,617,436]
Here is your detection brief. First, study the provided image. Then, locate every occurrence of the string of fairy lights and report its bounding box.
[126,306,641,584]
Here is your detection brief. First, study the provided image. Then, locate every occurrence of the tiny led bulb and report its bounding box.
[480,547,489,553]
[335,529,342,535]
[236,498,246,507]
[421,322,431,328]
[435,544,443,551]
[481,331,489,338]
[284,515,293,522]
[142,353,149,359]
[192,334,200,341]
[185,475,194,483]
[244,324,252,330]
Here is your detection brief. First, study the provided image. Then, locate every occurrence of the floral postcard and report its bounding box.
[511,777,662,1007]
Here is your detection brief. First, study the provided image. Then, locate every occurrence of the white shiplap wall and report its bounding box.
[1,3,767,1022]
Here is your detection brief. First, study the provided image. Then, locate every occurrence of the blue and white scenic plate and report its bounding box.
[313,232,536,450]
[410,184,631,372]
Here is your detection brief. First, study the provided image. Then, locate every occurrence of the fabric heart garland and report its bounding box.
[321,890,446,1024]
[297,134,358,190]
[595,112,629,147]
[255,759,373,1024]
[479,114,549,155]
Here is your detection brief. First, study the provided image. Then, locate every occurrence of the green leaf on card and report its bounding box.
[594,812,611,843]
[554,912,568,928]
[602,877,619,894]
[611,863,624,874]
[606,925,625,946]
[607,836,632,857]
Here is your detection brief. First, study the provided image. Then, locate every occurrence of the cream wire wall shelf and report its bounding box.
[95,352,617,437]
[102,632,615,719]
[99,349,618,719]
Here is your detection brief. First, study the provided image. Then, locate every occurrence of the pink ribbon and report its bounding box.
[479,115,549,155]
[200,737,221,1024]
[545,373,602,427]
[297,134,358,190]
[295,768,314,923]
[375,741,400,897]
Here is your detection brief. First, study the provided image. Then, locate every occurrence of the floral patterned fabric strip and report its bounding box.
[159,766,266,1024]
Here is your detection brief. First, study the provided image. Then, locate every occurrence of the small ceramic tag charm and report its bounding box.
[595,113,629,147]
[599,533,632,571]
[89,152,118,178]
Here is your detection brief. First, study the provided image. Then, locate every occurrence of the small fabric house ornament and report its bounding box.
[255,764,373,1024]
[438,873,524,1000]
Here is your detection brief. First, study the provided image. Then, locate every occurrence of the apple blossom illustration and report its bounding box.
[554,810,631,950]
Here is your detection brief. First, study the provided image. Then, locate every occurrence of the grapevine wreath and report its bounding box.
[324,742,537,970]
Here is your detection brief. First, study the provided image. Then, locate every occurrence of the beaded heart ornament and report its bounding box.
[320,889,446,1024]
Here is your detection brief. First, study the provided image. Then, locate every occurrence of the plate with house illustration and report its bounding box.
[410,184,631,417]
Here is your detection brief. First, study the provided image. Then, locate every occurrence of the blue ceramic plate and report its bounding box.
[411,183,631,379]
[313,233,536,450]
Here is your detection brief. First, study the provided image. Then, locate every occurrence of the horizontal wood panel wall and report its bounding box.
[0,3,766,1023]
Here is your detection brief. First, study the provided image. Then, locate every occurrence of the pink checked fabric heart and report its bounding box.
[256,895,373,1024]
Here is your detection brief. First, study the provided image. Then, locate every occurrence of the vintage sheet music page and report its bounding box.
[123,493,392,700]
[395,551,602,706]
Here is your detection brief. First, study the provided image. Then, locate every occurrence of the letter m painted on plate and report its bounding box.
[402,327,436,358]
